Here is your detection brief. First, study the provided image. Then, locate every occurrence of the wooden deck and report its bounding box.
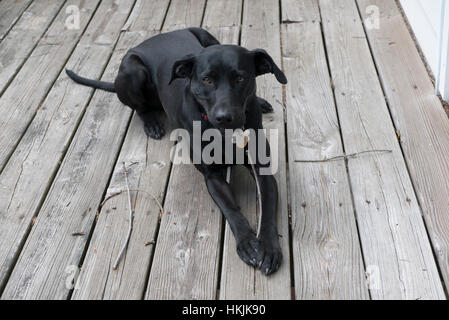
[0,0,448,300]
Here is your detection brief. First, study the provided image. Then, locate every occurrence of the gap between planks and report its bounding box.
[0,0,140,299]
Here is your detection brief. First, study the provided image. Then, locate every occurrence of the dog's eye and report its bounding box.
[202,76,213,84]
[236,76,245,83]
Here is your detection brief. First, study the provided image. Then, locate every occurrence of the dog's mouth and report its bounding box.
[212,124,245,135]
[213,126,245,135]
[209,116,245,131]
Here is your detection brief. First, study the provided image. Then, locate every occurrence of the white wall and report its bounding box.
[400,0,442,75]
[400,0,449,101]
[439,2,449,101]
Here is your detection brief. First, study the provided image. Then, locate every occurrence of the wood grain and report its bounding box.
[358,0,449,292]
[0,0,33,41]
[202,0,242,29]
[0,0,138,300]
[120,0,170,32]
[0,0,134,292]
[0,0,99,170]
[71,114,172,300]
[281,20,369,299]
[163,0,206,32]
[320,0,445,300]
[0,0,65,96]
[281,0,320,23]
[145,164,223,299]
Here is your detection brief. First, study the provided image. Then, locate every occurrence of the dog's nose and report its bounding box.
[215,112,233,125]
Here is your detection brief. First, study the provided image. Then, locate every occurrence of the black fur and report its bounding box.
[66,27,287,275]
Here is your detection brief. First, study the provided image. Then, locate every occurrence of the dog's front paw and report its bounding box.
[236,232,264,268]
[258,236,283,276]
[258,97,274,114]
[144,119,165,139]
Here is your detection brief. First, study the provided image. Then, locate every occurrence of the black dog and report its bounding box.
[66,27,287,275]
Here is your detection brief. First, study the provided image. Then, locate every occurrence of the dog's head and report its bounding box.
[169,45,287,129]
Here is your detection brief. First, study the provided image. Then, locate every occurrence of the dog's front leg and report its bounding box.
[202,170,263,268]
[251,171,282,275]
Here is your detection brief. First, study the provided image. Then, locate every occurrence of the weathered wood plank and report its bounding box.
[203,0,242,29]
[145,164,223,300]
[0,0,138,300]
[71,115,172,300]
[219,0,291,300]
[0,0,33,41]
[0,0,138,296]
[0,0,65,96]
[281,0,320,23]
[320,0,445,300]
[281,20,369,299]
[202,0,241,43]
[0,0,100,171]
[120,0,169,32]
[145,0,223,300]
[163,0,206,32]
[358,0,449,293]
[0,0,134,292]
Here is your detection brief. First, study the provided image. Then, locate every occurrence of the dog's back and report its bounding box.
[130,29,205,87]
[127,29,215,125]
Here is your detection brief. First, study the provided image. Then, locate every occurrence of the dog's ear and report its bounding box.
[169,54,196,84]
[250,49,287,84]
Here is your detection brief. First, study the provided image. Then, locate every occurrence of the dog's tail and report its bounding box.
[65,69,116,93]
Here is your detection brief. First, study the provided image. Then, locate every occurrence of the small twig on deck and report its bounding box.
[294,149,392,163]
[229,130,264,238]
[247,151,263,238]
[113,162,134,270]
[100,190,163,215]
[100,191,123,207]
[98,163,164,270]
